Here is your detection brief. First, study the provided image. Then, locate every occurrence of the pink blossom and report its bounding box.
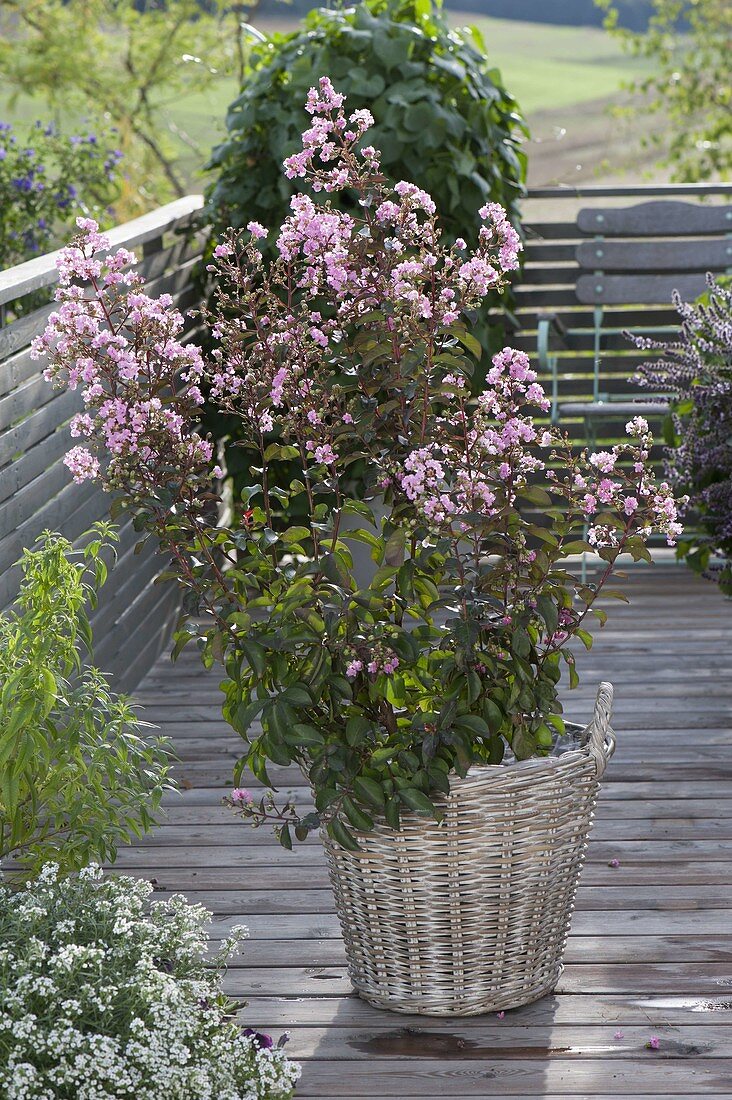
[64,446,100,484]
[246,221,269,240]
[313,443,336,466]
[232,788,253,804]
[589,450,616,474]
[626,416,650,437]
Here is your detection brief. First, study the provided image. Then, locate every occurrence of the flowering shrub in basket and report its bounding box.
[0,864,299,1098]
[34,78,681,851]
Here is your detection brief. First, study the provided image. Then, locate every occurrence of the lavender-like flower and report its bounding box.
[634,276,732,586]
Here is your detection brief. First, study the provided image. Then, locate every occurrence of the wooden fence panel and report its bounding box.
[0,195,205,693]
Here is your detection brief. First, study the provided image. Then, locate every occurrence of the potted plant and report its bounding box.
[35,78,681,1016]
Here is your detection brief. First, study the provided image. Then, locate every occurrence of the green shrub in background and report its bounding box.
[204,0,528,498]
[0,526,173,876]
[206,0,527,250]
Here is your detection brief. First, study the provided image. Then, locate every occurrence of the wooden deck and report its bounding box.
[118,565,732,1098]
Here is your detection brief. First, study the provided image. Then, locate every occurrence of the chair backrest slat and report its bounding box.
[576,272,712,306]
[577,201,732,237]
[576,237,732,274]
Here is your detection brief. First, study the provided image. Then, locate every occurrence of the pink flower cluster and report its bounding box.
[273,75,521,334]
[345,644,400,680]
[396,343,682,558]
[33,218,212,497]
[284,77,375,188]
[397,348,548,527]
[553,416,682,548]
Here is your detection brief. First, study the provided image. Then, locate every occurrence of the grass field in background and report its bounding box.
[1,13,649,197]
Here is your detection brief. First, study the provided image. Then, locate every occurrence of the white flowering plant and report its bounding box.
[0,863,299,1099]
[35,78,681,850]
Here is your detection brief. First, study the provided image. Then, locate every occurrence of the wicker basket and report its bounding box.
[322,682,615,1016]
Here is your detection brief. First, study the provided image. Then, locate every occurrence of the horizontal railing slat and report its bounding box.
[0,387,83,468]
[102,586,181,695]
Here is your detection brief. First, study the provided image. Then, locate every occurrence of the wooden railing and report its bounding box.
[0,195,205,692]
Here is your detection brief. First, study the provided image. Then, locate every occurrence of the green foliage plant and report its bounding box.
[37,83,679,852]
[0,526,173,875]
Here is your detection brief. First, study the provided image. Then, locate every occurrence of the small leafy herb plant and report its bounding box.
[0,527,172,875]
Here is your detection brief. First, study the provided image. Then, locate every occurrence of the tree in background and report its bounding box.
[598,0,731,180]
[0,0,258,214]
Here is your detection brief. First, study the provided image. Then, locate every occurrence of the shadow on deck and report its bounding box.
[113,565,732,1098]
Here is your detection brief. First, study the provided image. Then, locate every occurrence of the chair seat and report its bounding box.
[560,400,670,418]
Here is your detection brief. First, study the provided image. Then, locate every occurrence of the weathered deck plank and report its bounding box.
[122,566,732,1097]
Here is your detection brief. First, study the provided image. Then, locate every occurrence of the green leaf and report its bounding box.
[281,526,312,544]
[282,684,312,706]
[384,798,401,830]
[400,787,441,818]
[286,723,325,747]
[536,595,558,634]
[241,640,267,677]
[383,527,406,567]
[342,795,374,832]
[454,713,491,737]
[328,816,361,852]
[345,716,371,747]
[353,776,386,809]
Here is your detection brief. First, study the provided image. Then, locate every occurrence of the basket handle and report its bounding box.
[587,681,615,779]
